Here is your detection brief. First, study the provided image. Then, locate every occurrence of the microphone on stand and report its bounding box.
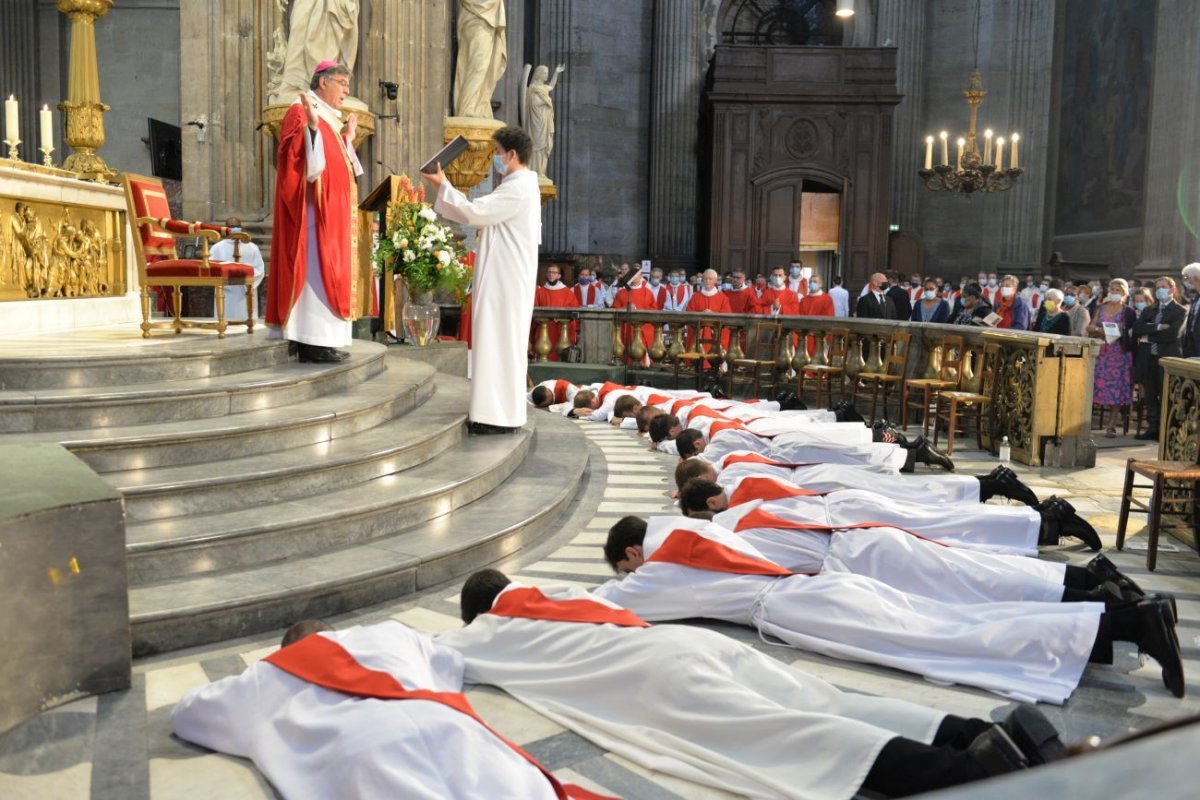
[376,159,400,174]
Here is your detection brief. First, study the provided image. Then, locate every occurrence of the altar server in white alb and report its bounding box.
[209,216,265,321]
[426,126,541,434]
[596,516,1183,702]
[443,569,1095,799]
[171,619,607,800]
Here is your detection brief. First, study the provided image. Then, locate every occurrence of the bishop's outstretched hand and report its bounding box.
[300,93,319,131]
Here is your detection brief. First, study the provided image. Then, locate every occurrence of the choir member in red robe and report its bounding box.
[724,271,756,314]
[647,267,670,309]
[267,61,366,363]
[798,276,835,316]
[572,266,603,308]
[686,269,733,313]
[613,270,657,359]
[754,267,802,315]
[531,264,579,361]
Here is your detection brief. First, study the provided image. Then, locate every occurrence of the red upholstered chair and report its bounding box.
[123,173,255,338]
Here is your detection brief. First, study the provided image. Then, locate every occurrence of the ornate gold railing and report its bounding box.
[1159,358,1200,464]
[530,307,1100,467]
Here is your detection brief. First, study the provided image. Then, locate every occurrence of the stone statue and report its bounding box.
[271,0,359,105]
[453,0,507,119]
[522,63,566,177]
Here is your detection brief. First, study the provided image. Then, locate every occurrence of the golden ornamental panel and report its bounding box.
[991,345,1036,454]
[0,194,125,301]
[1162,373,1200,464]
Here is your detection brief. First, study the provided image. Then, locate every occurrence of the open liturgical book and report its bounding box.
[973,312,1003,327]
[419,136,470,175]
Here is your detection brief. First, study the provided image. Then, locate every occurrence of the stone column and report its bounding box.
[0,0,41,164]
[1136,0,1200,275]
[538,0,575,254]
[648,0,704,271]
[874,0,926,233]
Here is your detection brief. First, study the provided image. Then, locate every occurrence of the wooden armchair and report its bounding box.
[851,330,913,424]
[728,320,783,399]
[123,173,255,338]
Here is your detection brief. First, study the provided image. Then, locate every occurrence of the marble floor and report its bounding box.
[2,420,1198,800]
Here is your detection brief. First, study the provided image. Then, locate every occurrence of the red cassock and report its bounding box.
[724,287,757,314]
[798,293,834,317]
[686,290,732,351]
[531,284,579,361]
[268,103,356,327]
[651,283,670,310]
[613,284,658,358]
[754,287,801,315]
[572,282,600,307]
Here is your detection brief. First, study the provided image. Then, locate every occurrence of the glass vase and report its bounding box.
[402,291,441,346]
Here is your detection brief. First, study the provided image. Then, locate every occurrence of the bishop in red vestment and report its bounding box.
[267,61,366,363]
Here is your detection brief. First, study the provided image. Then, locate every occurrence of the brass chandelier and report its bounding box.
[919,1,1022,195]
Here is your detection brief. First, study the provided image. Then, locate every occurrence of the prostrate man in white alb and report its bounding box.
[441,568,1088,799]
[170,619,602,799]
[425,126,541,434]
[209,216,265,321]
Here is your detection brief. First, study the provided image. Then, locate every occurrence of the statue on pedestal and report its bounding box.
[521,64,566,178]
[269,0,360,106]
[453,0,507,119]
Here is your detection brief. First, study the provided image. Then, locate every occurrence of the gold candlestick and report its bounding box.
[57,0,117,182]
[3,138,19,161]
[40,145,54,167]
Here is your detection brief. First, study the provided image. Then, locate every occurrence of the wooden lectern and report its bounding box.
[359,175,406,338]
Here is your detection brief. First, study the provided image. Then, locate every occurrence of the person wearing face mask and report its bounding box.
[856,272,898,319]
[612,266,658,363]
[532,264,579,361]
[572,266,604,308]
[983,273,1000,306]
[798,275,834,316]
[910,278,951,324]
[1032,288,1071,335]
[646,266,668,308]
[993,275,1030,331]
[753,274,767,298]
[952,283,992,326]
[686,269,734,313]
[1024,277,1049,321]
[426,125,541,433]
[1132,277,1187,440]
[1180,263,1200,358]
[1087,279,1137,437]
[209,216,265,321]
[689,273,703,292]
[1062,285,1089,337]
[662,269,691,311]
[1075,283,1095,317]
[724,270,756,314]
[755,267,802,315]
[787,260,809,296]
[907,274,925,305]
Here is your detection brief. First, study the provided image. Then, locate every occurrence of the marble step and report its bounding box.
[129,412,588,655]
[111,375,467,522]
[124,419,532,584]
[0,331,291,391]
[0,340,388,433]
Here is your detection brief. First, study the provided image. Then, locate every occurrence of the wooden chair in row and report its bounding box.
[902,335,964,434]
[1117,445,1200,571]
[932,343,1000,455]
[850,331,912,424]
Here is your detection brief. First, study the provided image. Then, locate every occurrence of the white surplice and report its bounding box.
[437,583,945,800]
[701,426,909,472]
[715,452,981,503]
[715,499,1066,601]
[593,518,1100,704]
[435,168,541,428]
[171,621,557,800]
[722,474,1041,556]
[209,238,265,320]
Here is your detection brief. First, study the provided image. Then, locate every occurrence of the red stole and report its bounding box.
[598,381,636,402]
[651,284,669,309]
[648,528,793,576]
[729,476,820,507]
[733,506,949,547]
[709,419,757,438]
[572,283,598,306]
[645,393,671,407]
[268,102,356,327]
[267,635,612,800]
[552,379,573,404]
[670,398,695,416]
[666,284,690,309]
[488,586,649,628]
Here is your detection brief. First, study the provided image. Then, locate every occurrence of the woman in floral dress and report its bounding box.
[1087,278,1137,436]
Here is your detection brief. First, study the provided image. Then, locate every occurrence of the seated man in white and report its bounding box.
[171,619,604,800]
[595,516,1183,702]
[441,569,1086,800]
[208,216,264,321]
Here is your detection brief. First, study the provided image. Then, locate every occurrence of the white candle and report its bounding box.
[4,95,17,144]
[939,131,949,166]
[1011,133,1020,169]
[983,129,993,165]
[956,138,965,171]
[924,136,933,170]
[39,105,52,151]
[995,137,1005,170]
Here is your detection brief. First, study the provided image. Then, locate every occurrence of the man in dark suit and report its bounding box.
[886,271,913,320]
[1133,276,1187,440]
[857,272,898,319]
[1182,263,1200,358]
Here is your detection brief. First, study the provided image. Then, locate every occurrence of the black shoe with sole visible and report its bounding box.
[918,440,955,471]
[1086,553,1144,596]
[1001,705,1067,766]
[1137,596,1185,698]
[467,420,523,435]
[966,726,1029,777]
[298,344,350,363]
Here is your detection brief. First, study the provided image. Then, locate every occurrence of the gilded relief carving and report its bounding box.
[1162,373,1199,463]
[991,345,1036,452]
[0,197,122,300]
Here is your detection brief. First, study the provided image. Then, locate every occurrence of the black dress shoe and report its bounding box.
[704,383,729,400]
[1086,553,1145,597]
[467,420,522,435]
[997,472,1040,506]
[966,725,1029,776]
[298,344,349,363]
[918,440,955,471]
[1060,512,1102,551]
[1038,511,1062,547]
[833,403,866,423]
[1001,705,1067,765]
[1137,597,1185,698]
